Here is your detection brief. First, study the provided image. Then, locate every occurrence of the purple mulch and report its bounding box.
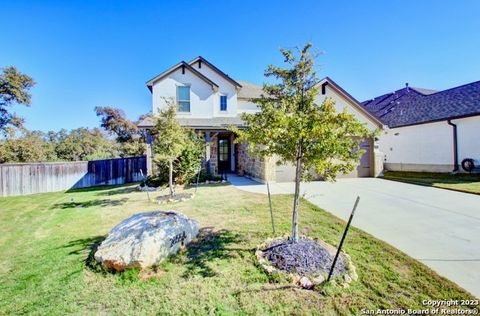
[262,238,346,277]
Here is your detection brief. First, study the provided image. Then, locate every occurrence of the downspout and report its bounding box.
[447,120,459,172]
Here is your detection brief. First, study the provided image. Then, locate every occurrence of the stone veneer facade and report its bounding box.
[202,132,276,182]
[236,142,275,182]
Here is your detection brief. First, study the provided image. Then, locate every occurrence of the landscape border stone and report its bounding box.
[156,192,195,204]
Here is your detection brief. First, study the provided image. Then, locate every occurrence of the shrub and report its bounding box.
[193,170,223,183]
[148,132,204,187]
[174,131,204,184]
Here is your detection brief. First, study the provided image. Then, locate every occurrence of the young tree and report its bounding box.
[174,129,204,184]
[95,106,146,157]
[151,100,189,196]
[235,44,372,243]
[0,67,35,136]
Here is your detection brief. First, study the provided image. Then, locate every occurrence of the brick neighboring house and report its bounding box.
[138,56,383,182]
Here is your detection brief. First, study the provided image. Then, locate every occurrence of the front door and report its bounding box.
[217,136,231,173]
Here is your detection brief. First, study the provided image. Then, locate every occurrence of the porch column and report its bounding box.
[205,141,211,173]
[204,131,218,174]
[230,133,235,172]
[145,130,153,176]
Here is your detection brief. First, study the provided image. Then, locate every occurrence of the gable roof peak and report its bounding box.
[188,56,242,88]
[318,76,384,128]
[146,60,219,92]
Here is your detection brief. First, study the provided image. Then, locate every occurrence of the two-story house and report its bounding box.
[138,56,383,182]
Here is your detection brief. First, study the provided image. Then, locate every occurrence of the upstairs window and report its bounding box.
[220,95,227,111]
[177,85,190,112]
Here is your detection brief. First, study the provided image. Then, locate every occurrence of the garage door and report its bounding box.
[274,139,373,182]
[275,162,297,182]
[338,139,372,178]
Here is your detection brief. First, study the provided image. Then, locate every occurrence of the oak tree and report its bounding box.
[0,67,35,135]
[235,44,372,242]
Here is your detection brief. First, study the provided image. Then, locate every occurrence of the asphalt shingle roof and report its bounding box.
[362,81,480,127]
[237,80,264,99]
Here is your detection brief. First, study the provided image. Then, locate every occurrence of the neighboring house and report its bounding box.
[362,81,480,173]
[138,56,383,182]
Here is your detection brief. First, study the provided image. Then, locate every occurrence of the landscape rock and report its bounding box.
[350,269,358,281]
[94,210,199,271]
[299,276,314,289]
[344,274,352,284]
[292,275,302,284]
[312,275,325,284]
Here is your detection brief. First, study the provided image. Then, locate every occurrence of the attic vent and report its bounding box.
[182,65,185,74]
[321,82,328,95]
[198,60,202,69]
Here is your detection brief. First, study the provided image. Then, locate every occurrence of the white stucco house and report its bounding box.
[138,56,383,182]
[362,81,480,173]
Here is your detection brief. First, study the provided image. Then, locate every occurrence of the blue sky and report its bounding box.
[2,0,480,132]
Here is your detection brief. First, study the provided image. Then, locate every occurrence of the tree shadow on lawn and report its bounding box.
[178,227,255,279]
[51,198,128,209]
[94,186,139,196]
[63,235,107,272]
[66,183,136,194]
[62,228,255,278]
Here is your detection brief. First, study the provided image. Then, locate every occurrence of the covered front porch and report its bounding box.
[200,129,237,176]
[195,128,274,181]
[140,116,273,181]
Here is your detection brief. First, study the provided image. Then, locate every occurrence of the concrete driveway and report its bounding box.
[229,175,480,297]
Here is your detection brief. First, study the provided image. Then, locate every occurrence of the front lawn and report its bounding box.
[0,183,475,315]
[383,171,480,194]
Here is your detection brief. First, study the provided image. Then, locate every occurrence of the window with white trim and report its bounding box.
[220,95,227,111]
[177,85,190,112]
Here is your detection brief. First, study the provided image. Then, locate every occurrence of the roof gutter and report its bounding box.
[388,112,480,129]
[447,120,459,172]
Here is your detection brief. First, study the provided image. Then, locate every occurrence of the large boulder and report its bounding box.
[94,210,199,271]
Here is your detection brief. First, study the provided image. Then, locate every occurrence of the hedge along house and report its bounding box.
[362,81,480,173]
[138,57,384,182]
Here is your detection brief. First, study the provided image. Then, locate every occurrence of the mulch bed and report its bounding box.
[156,193,194,204]
[256,236,357,289]
[262,238,346,277]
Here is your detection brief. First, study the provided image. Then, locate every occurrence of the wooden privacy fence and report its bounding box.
[0,156,147,197]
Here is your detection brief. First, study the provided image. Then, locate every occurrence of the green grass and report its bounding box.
[0,183,475,315]
[383,171,480,194]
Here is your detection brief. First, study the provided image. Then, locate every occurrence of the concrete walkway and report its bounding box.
[228,175,480,297]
